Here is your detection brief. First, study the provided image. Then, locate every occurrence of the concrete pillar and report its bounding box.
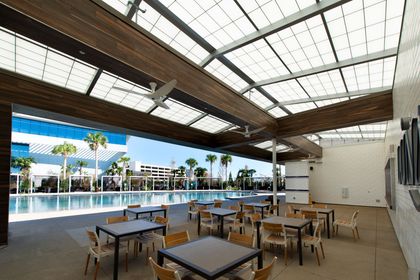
[272,138,277,206]
[0,103,12,245]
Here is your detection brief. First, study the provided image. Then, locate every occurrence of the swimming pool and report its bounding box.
[9,191,254,214]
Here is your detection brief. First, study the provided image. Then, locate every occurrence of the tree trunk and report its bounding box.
[95,149,98,191]
[63,155,67,180]
[210,163,213,187]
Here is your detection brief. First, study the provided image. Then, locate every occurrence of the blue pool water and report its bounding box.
[9,191,253,214]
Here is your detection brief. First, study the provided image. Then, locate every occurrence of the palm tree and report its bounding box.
[84,132,108,188]
[75,160,88,175]
[177,166,186,177]
[220,154,232,184]
[117,156,130,181]
[205,154,217,179]
[185,158,198,179]
[51,142,77,180]
[11,157,36,192]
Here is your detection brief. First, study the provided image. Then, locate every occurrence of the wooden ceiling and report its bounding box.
[0,0,395,163]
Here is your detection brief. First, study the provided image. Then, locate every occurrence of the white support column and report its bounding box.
[272,138,277,206]
[152,178,155,191]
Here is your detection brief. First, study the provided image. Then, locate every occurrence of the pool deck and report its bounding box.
[0,198,407,280]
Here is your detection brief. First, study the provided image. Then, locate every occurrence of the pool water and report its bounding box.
[9,191,253,214]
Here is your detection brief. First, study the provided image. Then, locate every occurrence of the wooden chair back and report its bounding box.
[228,232,253,247]
[262,222,284,233]
[214,201,223,208]
[127,204,141,208]
[312,203,327,209]
[250,213,262,223]
[351,210,360,224]
[251,256,277,280]
[260,201,270,204]
[163,231,190,248]
[200,210,212,220]
[106,216,129,224]
[286,205,294,214]
[149,257,181,280]
[301,210,318,220]
[197,205,208,211]
[229,205,240,211]
[187,201,196,208]
[154,216,168,225]
[244,205,255,211]
[286,213,305,219]
[86,229,99,245]
[161,204,170,210]
[235,212,245,220]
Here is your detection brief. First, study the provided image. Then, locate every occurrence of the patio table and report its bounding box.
[294,206,335,238]
[123,205,167,219]
[96,219,166,280]
[197,208,237,238]
[157,236,262,279]
[245,202,273,218]
[256,216,312,265]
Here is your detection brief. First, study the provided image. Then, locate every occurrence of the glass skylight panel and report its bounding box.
[267,106,288,118]
[337,126,360,132]
[285,102,317,114]
[324,0,404,60]
[204,59,249,91]
[315,98,348,107]
[254,140,273,150]
[341,57,396,91]
[190,115,232,134]
[237,0,313,30]
[225,39,289,81]
[151,98,203,125]
[262,79,307,102]
[266,15,335,73]
[298,69,346,97]
[318,132,341,139]
[244,90,274,109]
[362,132,385,138]
[90,71,155,112]
[359,122,387,132]
[340,133,363,139]
[129,1,209,64]
[101,0,128,14]
[0,28,97,93]
[162,0,256,49]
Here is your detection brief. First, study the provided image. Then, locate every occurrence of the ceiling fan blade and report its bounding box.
[249,126,266,134]
[112,86,153,99]
[154,99,170,109]
[153,79,177,98]
[231,130,247,136]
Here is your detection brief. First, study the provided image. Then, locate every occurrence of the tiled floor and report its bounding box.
[0,200,408,280]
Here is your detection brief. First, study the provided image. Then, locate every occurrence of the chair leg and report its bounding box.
[290,240,294,258]
[152,242,155,252]
[125,251,128,272]
[320,242,325,259]
[352,229,356,240]
[335,225,339,235]
[146,246,149,265]
[84,253,90,275]
[355,227,360,239]
[94,261,100,280]
[315,247,320,266]
[284,245,288,266]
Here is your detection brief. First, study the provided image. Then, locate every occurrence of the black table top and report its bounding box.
[245,202,271,208]
[195,201,215,205]
[207,208,237,217]
[260,216,312,229]
[159,236,261,279]
[97,219,165,237]
[125,206,166,214]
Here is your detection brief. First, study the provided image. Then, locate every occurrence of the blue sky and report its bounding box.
[126,136,275,178]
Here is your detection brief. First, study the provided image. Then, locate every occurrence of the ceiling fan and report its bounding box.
[232,125,266,138]
[112,79,177,109]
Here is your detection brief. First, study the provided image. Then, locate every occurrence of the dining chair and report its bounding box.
[286,205,294,215]
[311,203,328,232]
[226,211,246,234]
[199,210,220,235]
[135,215,168,264]
[229,205,240,211]
[261,222,289,265]
[284,212,305,254]
[214,201,223,208]
[333,210,360,240]
[161,204,170,228]
[300,209,319,230]
[224,232,255,279]
[244,205,255,222]
[249,256,277,280]
[127,204,141,208]
[149,257,182,280]
[187,201,198,220]
[302,223,325,265]
[106,216,137,255]
[84,229,128,280]
[162,231,194,277]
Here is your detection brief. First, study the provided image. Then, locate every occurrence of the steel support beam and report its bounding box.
[240,48,398,93]
[201,0,351,66]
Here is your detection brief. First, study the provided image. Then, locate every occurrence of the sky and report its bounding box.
[125,135,276,178]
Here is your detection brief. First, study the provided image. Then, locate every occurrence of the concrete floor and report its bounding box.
[0,200,407,280]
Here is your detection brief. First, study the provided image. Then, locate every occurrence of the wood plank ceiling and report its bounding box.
[0,0,396,162]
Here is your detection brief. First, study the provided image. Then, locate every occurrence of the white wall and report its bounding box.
[310,142,386,207]
[384,0,420,277]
